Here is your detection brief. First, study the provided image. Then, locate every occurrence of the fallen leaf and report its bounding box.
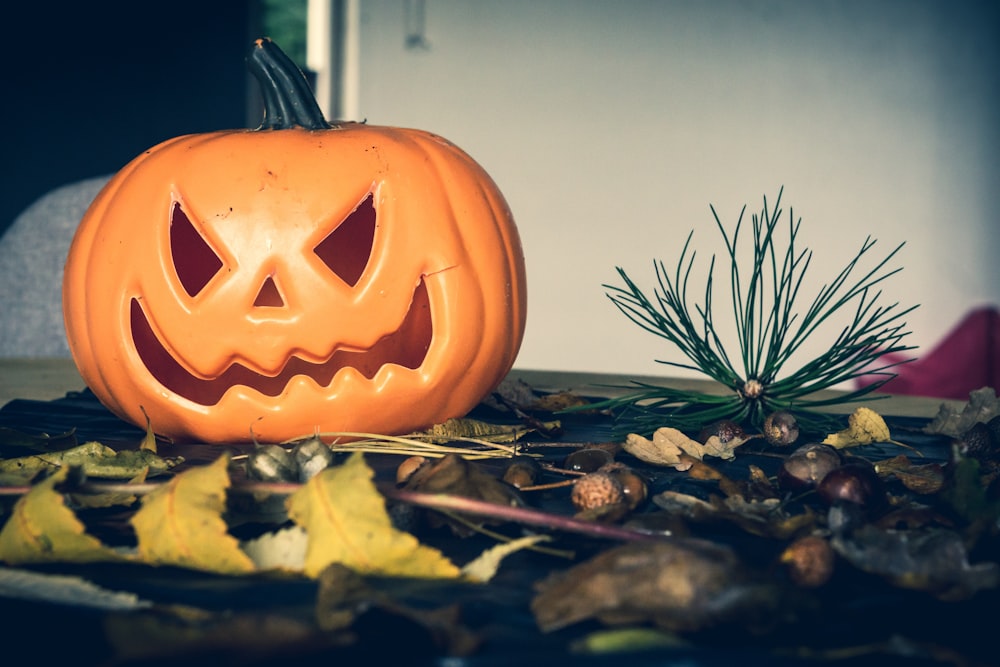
[0,466,124,565]
[138,406,158,453]
[623,429,694,469]
[702,432,751,460]
[822,407,912,451]
[315,564,482,656]
[0,441,182,480]
[652,490,816,540]
[531,539,786,634]
[569,627,686,655]
[923,387,1000,437]
[417,417,558,443]
[401,453,524,535]
[832,524,1000,601]
[0,566,153,611]
[287,452,460,579]
[0,441,116,478]
[529,392,592,412]
[131,453,255,575]
[80,448,184,479]
[70,468,150,509]
[461,534,551,583]
[875,456,945,495]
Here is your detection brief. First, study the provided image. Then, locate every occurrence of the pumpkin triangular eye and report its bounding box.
[313,193,376,287]
[170,203,223,297]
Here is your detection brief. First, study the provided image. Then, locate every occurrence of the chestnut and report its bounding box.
[816,460,886,511]
[777,442,842,492]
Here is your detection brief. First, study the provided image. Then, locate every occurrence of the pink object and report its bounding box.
[855,306,1000,399]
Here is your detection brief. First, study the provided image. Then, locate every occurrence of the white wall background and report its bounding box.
[349,0,999,379]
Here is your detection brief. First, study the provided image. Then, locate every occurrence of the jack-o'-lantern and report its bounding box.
[62,39,526,443]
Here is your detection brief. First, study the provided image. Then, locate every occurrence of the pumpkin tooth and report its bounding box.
[129,278,432,405]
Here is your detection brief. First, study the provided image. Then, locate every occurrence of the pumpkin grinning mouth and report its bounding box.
[129,279,432,406]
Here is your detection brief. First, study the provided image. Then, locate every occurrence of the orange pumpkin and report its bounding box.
[62,39,526,443]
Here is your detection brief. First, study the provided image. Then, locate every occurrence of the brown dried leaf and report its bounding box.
[875,455,945,495]
[702,432,751,460]
[652,490,816,540]
[832,525,1000,601]
[623,428,702,469]
[531,539,784,633]
[923,387,1000,437]
[316,564,482,656]
[402,453,524,535]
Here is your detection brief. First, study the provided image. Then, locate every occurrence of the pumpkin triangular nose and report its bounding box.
[253,276,285,307]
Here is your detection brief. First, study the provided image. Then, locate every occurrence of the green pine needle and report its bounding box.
[597,188,918,437]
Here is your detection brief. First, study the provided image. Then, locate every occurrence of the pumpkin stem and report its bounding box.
[248,38,332,131]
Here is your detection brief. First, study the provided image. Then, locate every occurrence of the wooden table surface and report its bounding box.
[0,357,964,419]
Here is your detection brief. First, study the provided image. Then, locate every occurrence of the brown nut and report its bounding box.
[396,455,429,486]
[763,410,800,447]
[502,456,543,489]
[778,442,842,492]
[599,462,648,510]
[697,419,747,445]
[816,461,886,511]
[570,471,625,511]
[563,447,614,473]
[780,535,835,588]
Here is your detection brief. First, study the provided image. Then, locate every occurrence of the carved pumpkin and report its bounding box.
[63,39,526,443]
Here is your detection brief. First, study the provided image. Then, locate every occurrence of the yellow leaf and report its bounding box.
[130,454,255,575]
[0,467,123,565]
[139,407,157,453]
[461,534,550,583]
[286,452,460,579]
[823,407,892,448]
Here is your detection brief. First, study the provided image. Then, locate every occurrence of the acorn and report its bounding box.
[598,462,648,510]
[777,442,842,492]
[762,410,800,447]
[502,456,543,489]
[563,447,614,473]
[570,470,625,511]
[697,419,747,445]
[959,421,999,465]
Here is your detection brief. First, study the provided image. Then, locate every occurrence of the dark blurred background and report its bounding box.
[1,0,309,238]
